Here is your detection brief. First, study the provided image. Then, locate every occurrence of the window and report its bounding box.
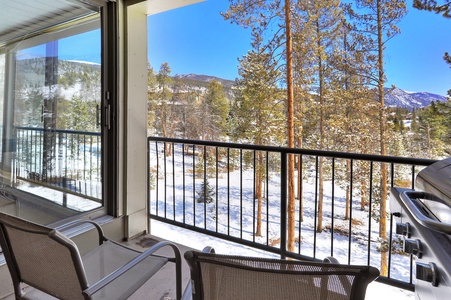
[0,3,108,224]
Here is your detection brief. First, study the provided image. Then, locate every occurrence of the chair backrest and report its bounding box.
[185,251,379,300]
[0,212,88,300]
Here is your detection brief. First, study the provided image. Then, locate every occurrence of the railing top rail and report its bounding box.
[16,126,101,136]
[147,136,438,166]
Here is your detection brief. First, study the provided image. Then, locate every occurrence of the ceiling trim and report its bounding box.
[0,0,101,46]
[130,0,205,16]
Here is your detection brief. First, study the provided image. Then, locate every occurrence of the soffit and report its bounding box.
[132,0,205,16]
[0,0,101,46]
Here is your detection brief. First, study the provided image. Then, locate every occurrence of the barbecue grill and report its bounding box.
[391,157,451,300]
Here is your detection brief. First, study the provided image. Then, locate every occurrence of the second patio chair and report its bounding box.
[0,212,182,300]
[184,250,379,300]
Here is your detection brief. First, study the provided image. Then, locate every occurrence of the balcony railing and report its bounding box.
[15,126,102,202]
[148,136,438,292]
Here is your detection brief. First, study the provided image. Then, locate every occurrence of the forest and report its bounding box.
[146,0,451,276]
[147,62,450,160]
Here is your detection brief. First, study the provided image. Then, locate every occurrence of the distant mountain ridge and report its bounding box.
[11,56,444,110]
[176,74,447,110]
[174,73,235,88]
[384,87,447,109]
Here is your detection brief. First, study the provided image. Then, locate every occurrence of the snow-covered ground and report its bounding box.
[149,143,416,299]
[151,221,414,299]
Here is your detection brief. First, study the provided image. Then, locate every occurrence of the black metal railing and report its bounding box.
[147,136,437,291]
[15,126,102,201]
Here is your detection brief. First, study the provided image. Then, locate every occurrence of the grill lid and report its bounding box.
[415,157,451,223]
[416,157,451,204]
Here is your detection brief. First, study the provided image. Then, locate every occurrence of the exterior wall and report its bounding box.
[123,2,149,239]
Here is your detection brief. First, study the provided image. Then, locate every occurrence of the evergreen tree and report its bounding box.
[196,179,215,204]
[203,80,229,139]
[147,61,158,134]
[415,100,451,157]
[154,62,174,154]
[231,37,284,236]
[413,0,451,17]
[414,1,451,96]
[224,0,297,253]
[345,0,407,276]
[305,0,343,233]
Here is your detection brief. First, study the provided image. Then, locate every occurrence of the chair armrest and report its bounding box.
[83,240,182,299]
[202,246,215,253]
[323,256,340,264]
[55,220,106,245]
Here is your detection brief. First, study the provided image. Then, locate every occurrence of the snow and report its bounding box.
[151,221,414,299]
[148,144,416,299]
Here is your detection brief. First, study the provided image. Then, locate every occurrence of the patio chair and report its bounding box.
[184,250,379,300]
[0,212,182,300]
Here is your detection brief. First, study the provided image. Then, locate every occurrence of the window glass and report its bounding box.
[0,18,102,224]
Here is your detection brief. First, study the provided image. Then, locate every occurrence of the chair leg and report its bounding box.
[176,255,182,300]
[165,243,182,300]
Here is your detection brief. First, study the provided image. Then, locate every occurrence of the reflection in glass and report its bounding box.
[0,19,102,223]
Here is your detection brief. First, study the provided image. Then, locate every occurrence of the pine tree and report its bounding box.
[202,80,229,140]
[147,61,158,133]
[413,0,451,17]
[302,0,343,233]
[224,0,297,252]
[231,34,284,236]
[196,179,215,204]
[413,0,451,97]
[345,0,407,276]
[154,62,174,154]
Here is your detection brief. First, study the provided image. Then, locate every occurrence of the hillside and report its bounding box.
[175,73,447,109]
[384,87,447,109]
[9,58,447,110]
[174,73,235,88]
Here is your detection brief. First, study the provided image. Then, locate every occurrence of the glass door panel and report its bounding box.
[0,17,103,223]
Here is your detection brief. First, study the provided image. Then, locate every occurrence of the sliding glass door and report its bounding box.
[0,1,110,224]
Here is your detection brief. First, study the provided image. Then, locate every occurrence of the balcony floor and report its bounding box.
[1,232,413,300]
[1,234,193,300]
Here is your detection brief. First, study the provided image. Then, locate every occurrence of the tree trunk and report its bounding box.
[255,152,263,237]
[317,157,324,232]
[316,19,325,233]
[285,0,296,253]
[360,179,367,211]
[297,148,303,222]
[377,0,388,276]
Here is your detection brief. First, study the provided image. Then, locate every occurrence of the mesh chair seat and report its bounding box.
[0,212,182,300]
[81,240,168,299]
[185,250,379,300]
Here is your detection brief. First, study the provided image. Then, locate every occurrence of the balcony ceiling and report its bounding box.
[0,0,101,45]
[132,0,205,16]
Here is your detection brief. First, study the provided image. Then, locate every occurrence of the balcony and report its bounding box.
[144,136,436,299]
[1,0,446,299]
[0,135,436,299]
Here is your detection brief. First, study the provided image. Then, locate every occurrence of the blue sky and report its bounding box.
[148,0,451,96]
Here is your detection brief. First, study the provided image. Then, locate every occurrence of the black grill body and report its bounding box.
[391,157,451,300]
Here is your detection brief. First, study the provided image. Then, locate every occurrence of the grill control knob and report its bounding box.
[396,222,411,238]
[404,239,422,258]
[416,262,439,287]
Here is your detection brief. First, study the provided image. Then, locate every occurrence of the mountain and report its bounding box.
[176,75,447,110]
[384,87,447,110]
[174,74,235,88]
